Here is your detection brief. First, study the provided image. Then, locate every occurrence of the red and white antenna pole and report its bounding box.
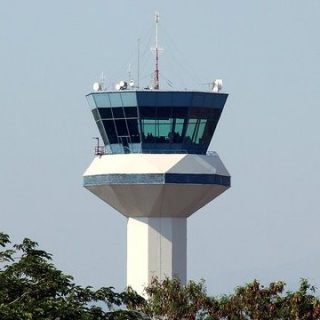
[154,11,160,90]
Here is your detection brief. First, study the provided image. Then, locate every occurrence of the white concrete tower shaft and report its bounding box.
[127,217,186,294]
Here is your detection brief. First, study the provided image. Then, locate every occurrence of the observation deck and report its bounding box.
[86,90,228,155]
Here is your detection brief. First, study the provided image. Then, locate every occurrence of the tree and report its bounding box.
[0,232,145,320]
[2,231,320,320]
[131,277,320,320]
[130,277,216,320]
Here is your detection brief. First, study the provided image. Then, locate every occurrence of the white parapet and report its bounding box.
[83,153,230,218]
[127,217,186,296]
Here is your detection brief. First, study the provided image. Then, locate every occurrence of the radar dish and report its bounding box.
[212,79,223,93]
[93,82,102,91]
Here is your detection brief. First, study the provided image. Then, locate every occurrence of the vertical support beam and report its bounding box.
[127,217,187,296]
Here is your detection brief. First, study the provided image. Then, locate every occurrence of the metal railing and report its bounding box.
[94,145,217,157]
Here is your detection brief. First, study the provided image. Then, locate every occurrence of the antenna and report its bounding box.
[100,72,105,90]
[137,38,140,89]
[128,63,132,83]
[151,11,162,90]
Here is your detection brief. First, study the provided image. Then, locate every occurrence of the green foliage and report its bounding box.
[0,232,145,320]
[131,277,320,320]
[137,277,215,320]
[2,231,320,320]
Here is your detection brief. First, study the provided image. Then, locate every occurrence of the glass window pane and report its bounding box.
[202,119,216,145]
[120,92,137,106]
[158,107,171,119]
[98,108,112,119]
[96,120,108,144]
[127,119,140,143]
[195,119,207,144]
[93,93,110,107]
[86,94,96,109]
[112,107,124,118]
[174,119,184,135]
[92,109,100,121]
[172,107,188,118]
[109,93,123,107]
[172,92,192,106]
[137,91,157,106]
[189,107,207,119]
[158,120,171,143]
[142,120,156,142]
[115,119,129,136]
[140,107,157,118]
[173,119,184,143]
[103,120,118,143]
[110,144,123,153]
[185,119,197,144]
[128,143,142,153]
[124,107,138,118]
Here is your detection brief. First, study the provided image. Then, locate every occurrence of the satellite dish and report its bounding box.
[93,82,102,92]
[115,83,121,90]
[212,79,223,93]
[129,80,135,88]
[118,81,128,90]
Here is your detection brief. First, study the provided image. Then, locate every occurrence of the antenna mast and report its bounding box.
[137,38,140,89]
[153,11,160,90]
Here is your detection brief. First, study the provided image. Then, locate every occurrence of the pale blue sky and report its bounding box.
[1,0,320,295]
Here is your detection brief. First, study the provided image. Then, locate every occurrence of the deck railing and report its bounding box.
[94,146,217,157]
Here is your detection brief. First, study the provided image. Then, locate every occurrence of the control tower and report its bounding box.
[83,13,230,295]
[83,88,230,294]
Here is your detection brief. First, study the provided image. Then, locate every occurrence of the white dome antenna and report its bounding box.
[212,79,223,93]
[93,82,102,92]
[116,81,128,90]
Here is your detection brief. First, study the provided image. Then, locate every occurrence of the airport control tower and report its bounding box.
[83,13,230,295]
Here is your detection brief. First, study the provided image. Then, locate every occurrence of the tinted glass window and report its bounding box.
[158,107,171,119]
[94,93,110,107]
[109,93,123,107]
[92,108,100,121]
[142,119,157,141]
[172,107,188,118]
[127,119,140,143]
[124,107,138,118]
[195,120,207,144]
[115,119,128,136]
[121,92,137,106]
[103,120,118,143]
[98,108,112,119]
[112,107,124,118]
[158,120,171,143]
[202,119,217,145]
[96,120,108,144]
[172,119,184,143]
[172,92,192,106]
[137,91,157,106]
[86,94,96,109]
[185,119,197,144]
[140,107,157,118]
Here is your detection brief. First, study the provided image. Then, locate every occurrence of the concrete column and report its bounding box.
[127,217,187,295]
